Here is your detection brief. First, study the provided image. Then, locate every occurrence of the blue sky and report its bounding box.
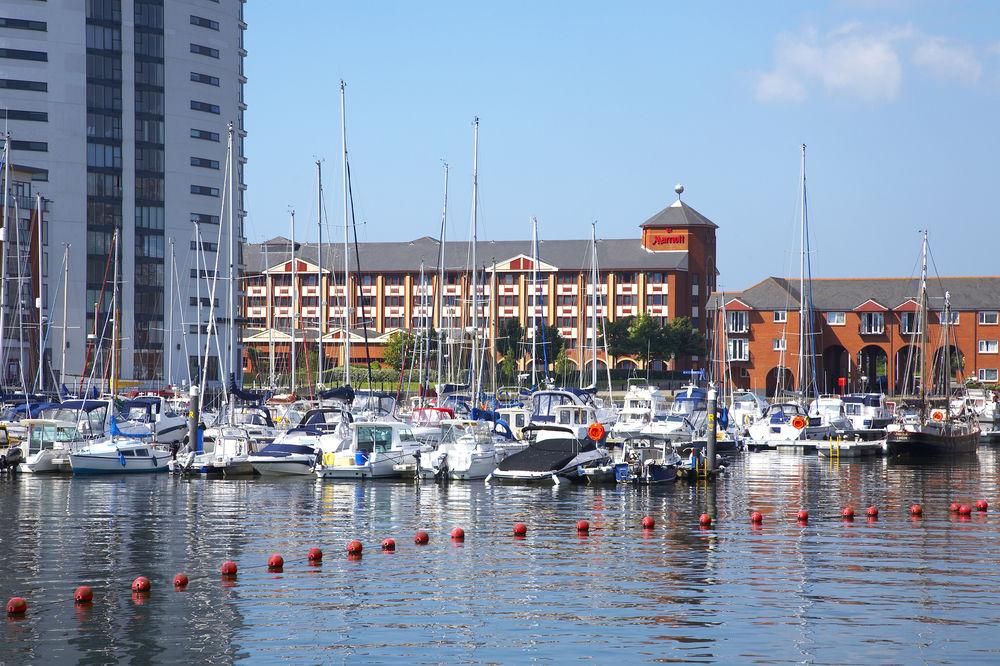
[243,1,1000,290]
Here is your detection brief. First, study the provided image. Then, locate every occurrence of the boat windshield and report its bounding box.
[356,425,395,453]
[41,406,108,434]
[28,425,81,454]
[531,393,576,421]
[235,411,268,426]
[120,405,154,422]
[670,398,705,416]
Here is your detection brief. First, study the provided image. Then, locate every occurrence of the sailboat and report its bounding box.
[885,232,980,456]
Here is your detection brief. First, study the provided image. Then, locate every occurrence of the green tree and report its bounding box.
[495,318,524,361]
[661,316,706,361]
[532,323,564,367]
[554,349,576,384]
[382,330,416,371]
[600,317,634,357]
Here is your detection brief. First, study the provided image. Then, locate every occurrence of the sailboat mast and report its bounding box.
[417,261,426,395]
[340,80,351,386]
[798,144,807,396]
[60,244,68,384]
[919,229,929,406]
[265,241,274,387]
[436,163,448,388]
[290,209,297,393]
[166,237,174,386]
[530,217,538,387]
[469,117,479,398]
[316,159,324,387]
[590,222,598,388]
[35,193,44,390]
[943,289,952,407]
[0,133,9,386]
[110,229,119,395]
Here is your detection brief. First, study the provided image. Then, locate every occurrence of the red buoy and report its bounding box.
[173,573,189,588]
[450,527,465,541]
[958,504,972,516]
[576,519,590,533]
[267,554,284,570]
[866,506,879,518]
[414,530,430,545]
[910,504,923,516]
[641,516,655,530]
[74,586,93,604]
[698,514,712,527]
[750,511,763,524]
[131,576,151,593]
[220,561,238,576]
[950,502,960,513]
[347,539,363,555]
[6,597,27,615]
[513,522,528,537]
[976,500,989,512]
[307,547,323,562]
[842,507,855,520]
[796,509,809,522]
[381,538,396,551]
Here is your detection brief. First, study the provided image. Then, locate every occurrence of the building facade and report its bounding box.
[0,0,246,388]
[240,192,718,384]
[713,276,1000,397]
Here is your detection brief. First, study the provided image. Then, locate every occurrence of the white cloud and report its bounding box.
[754,23,984,104]
[913,38,982,84]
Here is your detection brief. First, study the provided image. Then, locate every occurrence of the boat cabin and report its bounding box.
[410,407,455,427]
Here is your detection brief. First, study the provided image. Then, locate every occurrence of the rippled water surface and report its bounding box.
[3,450,1000,663]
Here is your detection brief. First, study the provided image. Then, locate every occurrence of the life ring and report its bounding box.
[931,409,945,422]
[790,415,807,430]
[587,422,606,441]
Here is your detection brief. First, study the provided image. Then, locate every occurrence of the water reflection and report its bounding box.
[1,451,1000,662]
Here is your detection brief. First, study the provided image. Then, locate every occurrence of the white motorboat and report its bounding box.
[613,435,681,484]
[20,419,83,473]
[408,406,456,446]
[417,420,500,481]
[69,428,170,475]
[119,395,188,445]
[610,382,669,438]
[489,423,609,484]
[744,402,836,449]
[249,407,352,476]
[841,393,894,433]
[315,420,421,479]
[173,426,257,476]
[729,391,768,432]
[640,385,708,443]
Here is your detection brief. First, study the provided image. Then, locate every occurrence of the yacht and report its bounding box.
[408,406,456,446]
[489,410,610,484]
[119,396,187,445]
[610,382,669,438]
[68,420,170,474]
[613,435,681,484]
[20,419,84,473]
[640,385,708,443]
[417,420,500,480]
[248,407,351,476]
[841,393,894,434]
[315,420,422,479]
[729,391,768,432]
[744,402,837,449]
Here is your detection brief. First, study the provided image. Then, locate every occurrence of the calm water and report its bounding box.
[2,450,1000,664]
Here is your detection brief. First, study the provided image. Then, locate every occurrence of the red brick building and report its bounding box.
[711,276,1000,396]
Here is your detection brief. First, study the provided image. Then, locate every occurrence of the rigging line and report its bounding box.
[346,157,374,391]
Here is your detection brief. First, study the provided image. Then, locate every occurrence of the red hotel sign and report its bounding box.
[644,228,688,251]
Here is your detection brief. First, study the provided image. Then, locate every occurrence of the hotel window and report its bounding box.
[647,272,666,284]
[191,185,219,197]
[726,311,748,334]
[556,317,575,328]
[444,273,461,285]
[556,295,576,306]
[0,18,47,31]
[980,311,998,325]
[190,156,220,169]
[980,340,999,354]
[359,274,375,286]
[191,213,219,225]
[384,274,404,286]
[0,79,47,92]
[384,296,404,307]
[900,312,922,335]
[384,317,404,330]
[773,338,787,352]
[191,128,220,142]
[773,310,787,323]
[728,338,749,362]
[979,368,999,383]
[191,100,220,114]
[497,273,516,285]
[1,110,47,122]
[0,48,48,62]
[943,311,959,325]
[190,15,220,31]
[616,272,637,284]
[860,312,884,335]
[616,294,636,306]
[11,141,47,152]
[190,72,220,86]
[190,43,220,58]
[498,295,517,307]
[556,272,577,284]
[647,293,667,306]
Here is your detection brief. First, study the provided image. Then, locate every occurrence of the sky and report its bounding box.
[243,1,1000,292]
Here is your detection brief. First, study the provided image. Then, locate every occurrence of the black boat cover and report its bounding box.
[496,438,597,473]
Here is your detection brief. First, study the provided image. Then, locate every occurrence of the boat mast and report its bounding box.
[289,209,297,393]
[35,192,44,390]
[590,222,598,389]
[436,162,448,389]
[60,244,69,385]
[227,122,238,413]
[530,217,538,388]
[264,240,275,387]
[943,288,952,413]
[315,159,324,387]
[0,133,9,387]
[166,237,174,387]
[110,229,119,395]
[919,229,929,408]
[469,117,479,399]
[798,144,807,397]
[340,80,351,386]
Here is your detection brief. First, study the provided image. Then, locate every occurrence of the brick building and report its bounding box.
[711,276,1000,396]
[239,189,718,381]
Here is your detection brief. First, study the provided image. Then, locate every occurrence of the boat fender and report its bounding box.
[151,453,157,467]
[118,450,126,467]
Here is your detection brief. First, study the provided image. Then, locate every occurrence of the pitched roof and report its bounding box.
[640,199,718,229]
[244,236,690,275]
[710,276,1000,312]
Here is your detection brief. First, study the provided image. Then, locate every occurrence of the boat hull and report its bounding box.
[886,430,979,456]
[69,450,171,474]
[249,456,314,476]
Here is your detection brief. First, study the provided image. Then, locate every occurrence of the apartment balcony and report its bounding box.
[616,306,638,317]
[329,285,347,297]
[616,284,638,295]
[384,306,404,317]
[443,285,462,296]
[274,286,292,297]
[247,286,266,297]
[646,283,668,295]
[527,284,548,296]
[301,306,319,318]
[301,286,320,297]
[556,284,578,295]
[585,285,608,296]
[557,306,578,317]
[646,305,668,317]
[559,327,578,339]
[384,285,404,296]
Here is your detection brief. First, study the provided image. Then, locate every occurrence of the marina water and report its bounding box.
[2,450,1000,663]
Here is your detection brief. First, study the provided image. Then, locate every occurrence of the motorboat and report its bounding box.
[640,385,708,443]
[19,419,83,473]
[173,425,257,476]
[248,438,320,476]
[744,402,837,449]
[416,420,500,480]
[408,406,456,446]
[496,406,530,440]
[529,388,615,430]
[68,422,170,474]
[119,396,187,445]
[808,396,856,433]
[729,391,768,433]
[613,434,681,484]
[315,420,422,479]
[611,382,669,438]
[954,388,998,426]
[841,393,894,434]
[489,422,609,484]
[231,405,278,447]
[0,424,22,472]
[351,390,398,421]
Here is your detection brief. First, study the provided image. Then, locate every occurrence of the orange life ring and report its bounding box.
[790,415,807,429]
[587,422,606,441]
[931,409,945,422]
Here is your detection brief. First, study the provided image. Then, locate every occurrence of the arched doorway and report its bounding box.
[932,345,965,393]
[822,345,848,394]
[615,358,638,371]
[765,366,794,398]
[895,345,922,395]
[857,345,888,394]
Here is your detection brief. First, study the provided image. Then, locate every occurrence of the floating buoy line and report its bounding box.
[4,504,992,616]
